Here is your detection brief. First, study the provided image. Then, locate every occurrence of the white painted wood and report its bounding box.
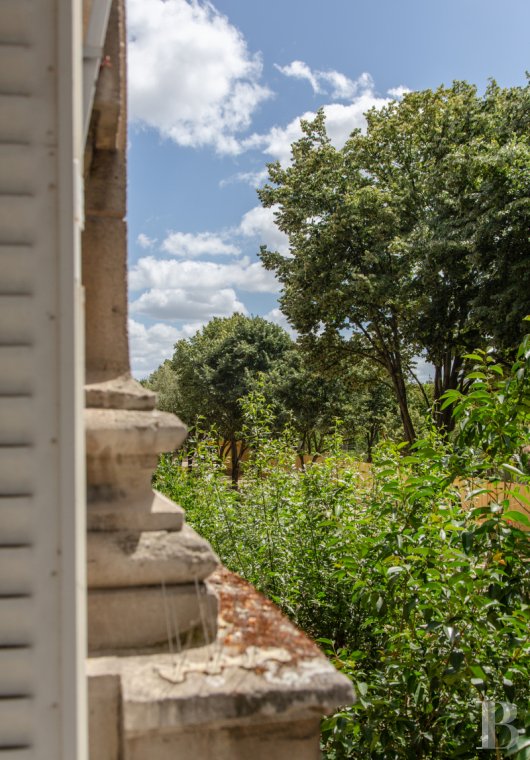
[0,196,37,246]
[0,1,32,45]
[0,598,33,646]
[0,347,33,395]
[0,0,87,756]
[0,497,32,545]
[0,46,33,94]
[0,248,33,294]
[0,548,33,595]
[0,96,33,144]
[0,146,35,194]
[0,296,33,344]
[0,648,33,697]
[0,699,32,748]
[0,397,33,445]
[0,447,33,495]
[57,1,88,758]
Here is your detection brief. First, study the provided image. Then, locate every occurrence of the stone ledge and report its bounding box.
[87,568,354,740]
[86,374,157,411]
[85,407,187,456]
[87,490,185,532]
[87,523,219,588]
[87,647,352,732]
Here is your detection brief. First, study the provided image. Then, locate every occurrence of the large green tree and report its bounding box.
[258,80,530,440]
[167,314,295,483]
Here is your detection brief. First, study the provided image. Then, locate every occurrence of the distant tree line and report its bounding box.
[143,314,426,482]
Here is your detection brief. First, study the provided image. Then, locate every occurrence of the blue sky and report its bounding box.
[126,0,530,377]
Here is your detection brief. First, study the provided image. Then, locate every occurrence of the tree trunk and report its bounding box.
[377,312,416,446]
[432,353,463,433]
[366,432,373,464]
[388,364,416,445]
[366,422,379,463]
[230,438,240,488]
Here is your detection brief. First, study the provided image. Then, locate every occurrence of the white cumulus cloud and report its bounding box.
[275,60,321,93]
[244,89,391,166]
[276,61,373,101]
[319,70,372,100]
[129,318,203,377]
[130,287,247,321]
[129,256,279,294]
[137,232,157,249]
[219,168,269,188]
[237,205,289,254]
[161,231,240,257]
[387,85,411,99]
[264,307,296,337]
[127,0,272,153]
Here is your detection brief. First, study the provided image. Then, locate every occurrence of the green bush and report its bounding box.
[154,331,530,758]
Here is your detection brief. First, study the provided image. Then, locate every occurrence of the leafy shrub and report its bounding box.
[154,331,530,758]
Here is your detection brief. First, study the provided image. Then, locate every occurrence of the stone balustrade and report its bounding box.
[83,1,354,756]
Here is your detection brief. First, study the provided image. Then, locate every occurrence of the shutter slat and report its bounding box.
[0,649,32,697]
[0,598,33,646]
[0,298,32,345]
[0,147,34,195]
[0,698,32,747]
[0,398,33,446]
[0,498,32,546]
[0,549,32,596]
[0,46,33,96]
[0,448,33,496]
[0,349,33,395]
[0,248,33,295]
[0,96,32,144]
[0,196,36,245]
[0,1,32,46]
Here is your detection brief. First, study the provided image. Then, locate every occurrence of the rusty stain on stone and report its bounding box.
[209,567,323,665]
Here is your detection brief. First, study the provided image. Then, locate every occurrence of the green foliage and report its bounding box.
[258,80,530,440]
[167,314,297,481]
[143,360,180,413]
[154,331,530,758]
[155,398,364,641]
[320,334,530,758]
[170,314,294,436]
[267,350,407,460]
[146,313,411,465]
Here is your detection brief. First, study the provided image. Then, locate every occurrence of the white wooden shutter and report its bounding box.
[0,2,86,758]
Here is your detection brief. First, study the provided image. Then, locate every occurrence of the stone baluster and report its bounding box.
[82,0,218,655]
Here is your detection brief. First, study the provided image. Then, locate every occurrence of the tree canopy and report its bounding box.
[147,314,295,482]
[258,79,530,441]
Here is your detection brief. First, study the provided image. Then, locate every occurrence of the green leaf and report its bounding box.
[502,510,530,528]
[501,462,526,478]
[387,566,405,576]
